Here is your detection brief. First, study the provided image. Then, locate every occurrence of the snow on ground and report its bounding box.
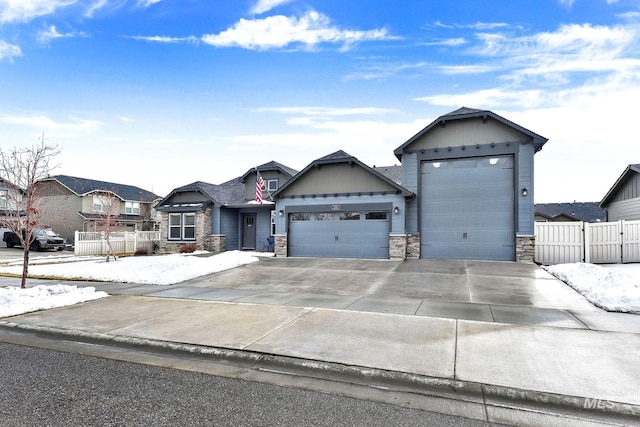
[543,263,640,314]
[0,250,264,318]
[0,285,109,318]
[0,250,638,318]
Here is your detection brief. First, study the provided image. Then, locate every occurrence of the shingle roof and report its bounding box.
[45,175,160,202]
[535,202,606,222]
[240,160,299,183]
[373,165,402,184]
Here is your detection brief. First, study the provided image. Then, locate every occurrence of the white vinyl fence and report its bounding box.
[74,231,161,256]
[535,220,640,265]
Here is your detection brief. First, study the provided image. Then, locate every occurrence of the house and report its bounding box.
[157,107,547,262]
[155,161,298,253]
[535,202,606,222]
[272,151,414,259]
[392,107,548,262]
[35,175,161,243]
[600,164,640,221]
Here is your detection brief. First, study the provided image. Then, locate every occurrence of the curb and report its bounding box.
[1,321,639,426]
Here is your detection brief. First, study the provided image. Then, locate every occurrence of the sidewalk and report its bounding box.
[2,291,639,426]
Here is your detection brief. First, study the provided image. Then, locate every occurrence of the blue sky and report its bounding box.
[1,0,638,202]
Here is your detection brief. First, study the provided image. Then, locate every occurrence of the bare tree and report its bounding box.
[91,191,122,262]
[0,138,61,288]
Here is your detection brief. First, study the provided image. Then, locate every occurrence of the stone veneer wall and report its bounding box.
[209,235,226,253]
[159,208,212,253]
[516,235,535,263]
[389,235,407,260]
[406,234,420,259]
[274,234,287,257]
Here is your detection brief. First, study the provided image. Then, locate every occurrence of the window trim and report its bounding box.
[168,212,196,241]
[125,201,140,214]
[267,179,278,192]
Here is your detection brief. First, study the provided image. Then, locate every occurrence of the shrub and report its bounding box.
[179,243,197,253]
[134,247,149,256]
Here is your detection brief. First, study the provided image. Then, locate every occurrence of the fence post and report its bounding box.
[620,220,625,263]
[583,221,590,264]
[74,230,79,256]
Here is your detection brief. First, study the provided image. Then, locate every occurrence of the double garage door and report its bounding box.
[288,209,390,259]
[420,156,515,261]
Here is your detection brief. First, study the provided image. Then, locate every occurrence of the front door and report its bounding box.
[242,214,257,249]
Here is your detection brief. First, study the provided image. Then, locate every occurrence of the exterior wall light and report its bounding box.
[521,188,528,197]
[278,210,284,216]
[393,206,400,214]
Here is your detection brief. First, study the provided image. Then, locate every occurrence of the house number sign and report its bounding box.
[331,204,341,211]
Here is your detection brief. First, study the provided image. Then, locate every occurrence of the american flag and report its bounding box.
[256,173,265,205]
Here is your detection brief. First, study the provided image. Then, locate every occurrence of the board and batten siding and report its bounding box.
[220,208,239,250]
[517,142,535,235]
[280,163,399,196]
[606,199,640,221]
[406,117,527,151]
[401,152,420,234]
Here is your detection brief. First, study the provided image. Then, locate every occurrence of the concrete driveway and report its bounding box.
[179,257,599,313]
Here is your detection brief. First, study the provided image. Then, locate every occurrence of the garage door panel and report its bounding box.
[288,210,390,259]
[421,156,515,261]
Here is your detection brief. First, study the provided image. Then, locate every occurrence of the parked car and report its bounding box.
[3,228,66,251]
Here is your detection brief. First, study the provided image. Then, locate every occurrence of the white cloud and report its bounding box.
[119,116,134,122]
[0,40,21,61]
[255,106,397,116]
[0,0,76,23]
[250,0,292,15]
[37,25,88,43]
[0,114,103,137]
[137,0,161,7]
[423,37,467,47]
[201,10,391,51]
[343,61,426,81]
[84,0,109,18]
[128,35,199,43]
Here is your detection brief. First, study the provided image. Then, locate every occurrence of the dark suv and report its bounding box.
[3,228,66,251]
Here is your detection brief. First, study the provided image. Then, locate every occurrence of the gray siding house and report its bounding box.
[393,107,548,262]
[600,164,640,221]
[272,151,414,259]
[35,175,161,243]
[157,107,548,262]
[155,161,297,253]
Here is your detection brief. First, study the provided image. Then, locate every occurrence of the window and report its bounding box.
[168,213,196,240]
[267,179,278,191]
[125,201,140,214]
[340,212,360,221]
[315,213,334,221]
[291,213,310,222]
[0,190,6,208]
[270,210,276,235]
[93,195,107,212]
[365,212,388,220]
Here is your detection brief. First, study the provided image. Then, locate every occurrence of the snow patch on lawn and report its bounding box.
[543,263,640,314]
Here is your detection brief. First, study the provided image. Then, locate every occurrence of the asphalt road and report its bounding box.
[0,341,499,427]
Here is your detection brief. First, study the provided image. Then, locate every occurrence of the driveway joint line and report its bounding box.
[242,307,313,349]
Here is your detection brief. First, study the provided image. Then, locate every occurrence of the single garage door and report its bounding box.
[420,156,515,261]
[288,210,390,259]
